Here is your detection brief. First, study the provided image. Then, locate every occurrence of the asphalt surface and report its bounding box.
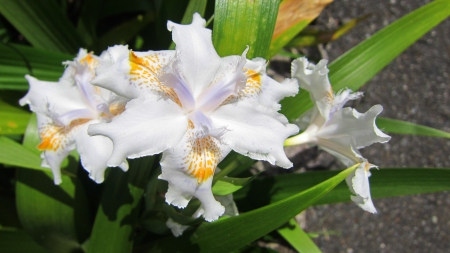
[270,0,450,252]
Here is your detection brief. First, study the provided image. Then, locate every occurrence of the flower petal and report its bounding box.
[166,218,189,237]
[318,105,391,149]
[88,94,188,167]
[167,13,222,98]
[35,113,81,184]
[291,57,333,120]
[211,101,298,168]
[92,45,176,99]
[75,123,127,183]
[20,75,87,116]
[159,125,231,221]
[345,162,377,213]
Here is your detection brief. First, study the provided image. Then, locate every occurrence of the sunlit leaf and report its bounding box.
[0,43,71,90]
[377,117,450,138]
[277,218,322,253]
[212,176,256,196]
[0,136,46,171]
[268,0,333,58]
[213,0,280,58]
[0,100,30,134]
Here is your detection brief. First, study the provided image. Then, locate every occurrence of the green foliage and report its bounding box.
[213,0,280,58]
[0,0,85,53]
[277,219,322,253]
[0,0,448,253]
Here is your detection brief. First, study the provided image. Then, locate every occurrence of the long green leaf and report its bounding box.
[0,100,30,134]
[0,136,46,171]
[0,0,85,53]
[87,156,155,253]
[234,168,450,210]
[16,115,90,253]
[0,43,71,90]
[140,164,358,253]
[377,117,450,138]
[213,0,280,58]
[277,218,322,253]
[280,0,450,121]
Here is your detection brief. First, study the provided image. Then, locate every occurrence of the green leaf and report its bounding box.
[0,100,30,134]
[0,230,51,253]
[377,117,450,138]
[234,168,450,209]
[0,136,46,171]
[142,164,358,253]
[0,43,71,90]
[277,219,322,253]
[0,0,85,53]
[212,176,256,196]
[15,113,90,253]
[280,0,450,121]
[87,156,155,253]
[267,0,333,58]
[213,0,280,58]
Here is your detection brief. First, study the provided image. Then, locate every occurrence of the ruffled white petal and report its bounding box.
[318,105,391,149]
[75,123,128,183]
[88,94,188,167]
[159,128,231,221]
[345,162,377,213]
[92,45,175,99]
[20,75,87,116]
[167,13,222,98]
[211,101,298,168]
[291,57,333,120]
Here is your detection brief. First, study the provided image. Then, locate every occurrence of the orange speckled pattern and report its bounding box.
[129,51,182,106]
[79,53,98,70]
[240,68,262,97]
[38,119,90,151]
[183,121,221,183]
[108,103,126,116]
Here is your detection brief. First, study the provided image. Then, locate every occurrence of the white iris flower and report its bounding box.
[285,57,391,213]
[20,49,129,184]
[88,14,299,221]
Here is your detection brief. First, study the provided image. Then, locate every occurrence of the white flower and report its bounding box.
[20,49,129,184]
[88,13,299,221]
[285,57,391,213]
